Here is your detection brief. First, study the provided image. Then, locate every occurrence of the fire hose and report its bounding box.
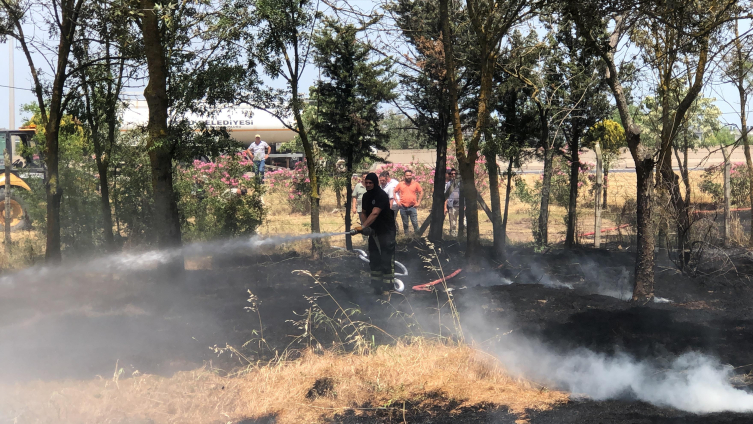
[412,268,462,291]
[333,246,406,292]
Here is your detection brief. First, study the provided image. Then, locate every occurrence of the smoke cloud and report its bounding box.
[493,335,753,413]
[454,289,751,414]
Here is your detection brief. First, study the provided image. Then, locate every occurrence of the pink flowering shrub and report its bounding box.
[265,160,312,213]
[179,154,258,195]
[176,153,265,240]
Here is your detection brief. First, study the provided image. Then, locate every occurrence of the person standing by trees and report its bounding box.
[379,171,400,225]
[395,170,424,233]
[246,135,271,182]
[355,173,397,295]
[445,168,461,237]
[352,172,368,222]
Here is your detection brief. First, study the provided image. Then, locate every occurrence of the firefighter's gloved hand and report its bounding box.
[350,225,363,235]
[361,226,374,237]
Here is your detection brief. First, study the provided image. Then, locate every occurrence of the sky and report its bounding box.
[0,14,750,132]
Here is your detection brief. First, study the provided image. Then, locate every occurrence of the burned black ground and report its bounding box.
[2,238,753,422]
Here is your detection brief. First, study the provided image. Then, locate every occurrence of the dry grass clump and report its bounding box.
[0,340,567,423]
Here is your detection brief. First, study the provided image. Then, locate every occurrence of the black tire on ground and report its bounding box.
[0,191,29,232]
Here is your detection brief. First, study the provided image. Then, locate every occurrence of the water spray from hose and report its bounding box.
[0,232,353,288]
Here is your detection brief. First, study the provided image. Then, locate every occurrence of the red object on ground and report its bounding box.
[412,269,462,291]
[579,224,630,237]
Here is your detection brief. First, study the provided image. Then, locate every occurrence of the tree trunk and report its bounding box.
[722,146,731,247]
[42,3,83,262]
[538,146,554,246]
[458,189,465,238]
[565,137,580,248]
[96,159,115,249]
[735,22,753,246]
[290,72,321,255]
[571,11,655,301]
[82,71,119,252]
[658,157,690,267]
[633,157,656,300]
[428,120,449,242]
[440,0,493,263]
[44,119,64,262]
[487,156,504,258]
[683,137,691,203]
[345,154,353,250]
[99,81,120,249]
[594,143,603,248]
[501,160,514,251]
[140,0,181,250]
[536,107,552,246]
[459,163,480,255]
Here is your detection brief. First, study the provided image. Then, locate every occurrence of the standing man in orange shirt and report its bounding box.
[394,169,424,234]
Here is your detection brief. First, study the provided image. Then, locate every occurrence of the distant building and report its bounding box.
[121,98,302,167]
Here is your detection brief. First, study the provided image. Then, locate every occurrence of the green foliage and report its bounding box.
[545,156,592,209]
[110,131,155,244]
[512,176,536,205]
[699,162,751,207]
[311,18,397,169]
[583,119,626,157]
[512,177,542,242]
[704,126,736,148]
[583,119,626,174]
[389,0,459,154]
[638,91,721,150]
[698,178,722,204]
[381,111,426,149]
[16,116,106,253]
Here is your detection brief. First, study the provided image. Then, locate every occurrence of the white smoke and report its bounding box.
[493,336,753,413]
[457,292,752,414]
[529,263,574,289]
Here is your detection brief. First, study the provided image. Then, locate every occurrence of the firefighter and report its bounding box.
[353,173,397,295]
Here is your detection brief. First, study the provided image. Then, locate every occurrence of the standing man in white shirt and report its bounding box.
[379,170,399,231]
[246,134,271,182]
[444,168,461,237]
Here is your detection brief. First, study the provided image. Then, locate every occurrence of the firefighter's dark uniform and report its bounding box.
[361,175,397,294]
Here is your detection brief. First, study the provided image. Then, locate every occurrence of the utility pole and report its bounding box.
[5,40,14,251]
[9,38,15,130]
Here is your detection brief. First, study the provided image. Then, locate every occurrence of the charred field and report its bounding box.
[2,238,753,423]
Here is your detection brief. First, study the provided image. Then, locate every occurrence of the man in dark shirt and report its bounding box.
[357,173,397,294]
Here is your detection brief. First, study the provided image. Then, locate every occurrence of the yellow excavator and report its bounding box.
[0,127,43,231]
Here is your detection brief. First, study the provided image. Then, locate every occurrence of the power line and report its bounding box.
[0,84,34,92]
